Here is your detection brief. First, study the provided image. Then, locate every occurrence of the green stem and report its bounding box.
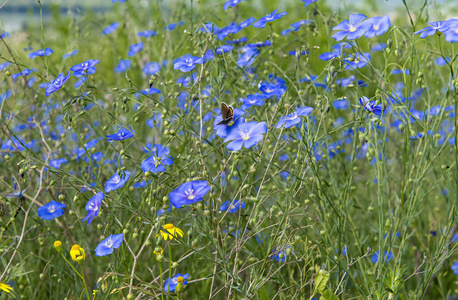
[80,264,91,300]
[159,262,164,300]
[167,243,172,299]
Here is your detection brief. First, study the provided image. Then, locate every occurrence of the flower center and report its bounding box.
[48,205,56,213]
[241,130,250,140]
[113,175,120,183]
[349,25,356,32]
[105,238,113,248]
[164,224,174,230]
[185,59,193,66]
[373,25,379,30]
[185,188,195,199]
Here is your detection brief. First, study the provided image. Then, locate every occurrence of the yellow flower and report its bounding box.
[0,282,12,293]
[156,224,184,241]
[54,240,63,253]
[70,244,85,263]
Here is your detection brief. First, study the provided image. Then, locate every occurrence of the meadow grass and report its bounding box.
[0,0,458,299]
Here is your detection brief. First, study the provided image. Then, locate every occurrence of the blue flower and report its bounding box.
[0,62,11,71]
[414,21,451,38]
[102,22,119,35]
[82,192,104,225]
[112,0,126,2]
[169,180,210,208]
[214,108,245,138]
[302,0,318,7]
[332,14,372,41]
[173,54,204,72]
[443,19,458,42]
[106,128,134,141]
[240,93,266,110]
[49,157,68,169]
[364,16,391,37]
[219,200,245,213]
[141,144,173,173]
[164,274,189,292]
[37,201,66,220]
[237,48,259,67]
[224,0,246,10]
[114,59,131,73]
[371,43,387,52]
[28,48,54,59]
[137,30,157,37]
[239,17,255,29]
[94,233,124,256]
[371,251,393,264]
[62,49,79,59]
[128,42,144,57]
[224,121,267,151]
[359,96,386,116]
[142,62,161,75]
[253,10,287,28]
[271,246,289,263]
[333,99,349,110]
[70,59,99,77]
[104,171,131,193]
[344,53,371,69]
[45,72,70,97]
[215,45,234,55]
[276,107,313,129]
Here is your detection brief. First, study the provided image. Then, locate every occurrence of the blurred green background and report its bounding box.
[0,0,457,33]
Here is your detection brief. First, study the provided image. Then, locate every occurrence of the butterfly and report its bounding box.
[217,102,234,125]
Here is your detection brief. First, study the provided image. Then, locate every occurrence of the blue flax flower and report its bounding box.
[95,233,124,256]
[359,96,386,116]
[344,53,371,69]
[271,246,290,263]
[173,54,204,72]
[70,59,99,77]
[169,180,210,208]
[414,21,451,38]
[214,108,245,138]
[141,144,173,173]
[82,192,104,225]
[37,201,66,220]
[142,62,161,75]
[45,72,70,97]
[224,0,246,10]
[102,22,119,35]
[104,171,131,193]
[137,30,157,37]
[371,251,393,264]
[49,157,68,169]
[303,0,317,6]
[114,59,131,73]
[276,107,313,129]
[237,48,259,67]
[444,19,458,42]
[28,48,54,59]
[365,16,391,37]
[62,50,78,59]
[224,121,267,151]
[240,94,266,110]
[220,200,245,213]
[332,14,372,41]
[253,10,287,28]
[106,128,134,141]
[452,261,458,275]
[128,42,144,57]
[164,274,189,292]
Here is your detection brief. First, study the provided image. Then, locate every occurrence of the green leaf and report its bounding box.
[320,290,339,300]
[310,270,330,299]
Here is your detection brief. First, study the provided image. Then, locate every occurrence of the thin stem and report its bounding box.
[80,264,91,300]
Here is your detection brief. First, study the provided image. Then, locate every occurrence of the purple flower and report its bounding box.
[28,48,54,59]
[224,121,267,151]
[214,108,245,138]
[276,107,313,129]
[142,62,161,76]
[219,200,245,213]
[104,171,131,193]
[70,59,99,77]
[82,192,104,225]
[359,96,386,116]
[169,180,210,208]
[164,274,189,292]
[332,14,372,41]
[141,144,173,173]
[95,233,124,256]
[173,54,204,72]
[253,10,287,28]
[106,128,134,141]
[224,0,246,10]
[128,42,144,57]
[137,30,157,37]
[102,22,119,35]
[45,72,70,97]
[114,59,131,73]
[37,201,66,220]
[365,16,391,37]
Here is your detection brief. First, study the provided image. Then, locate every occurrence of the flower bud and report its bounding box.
[54,241,63,253]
